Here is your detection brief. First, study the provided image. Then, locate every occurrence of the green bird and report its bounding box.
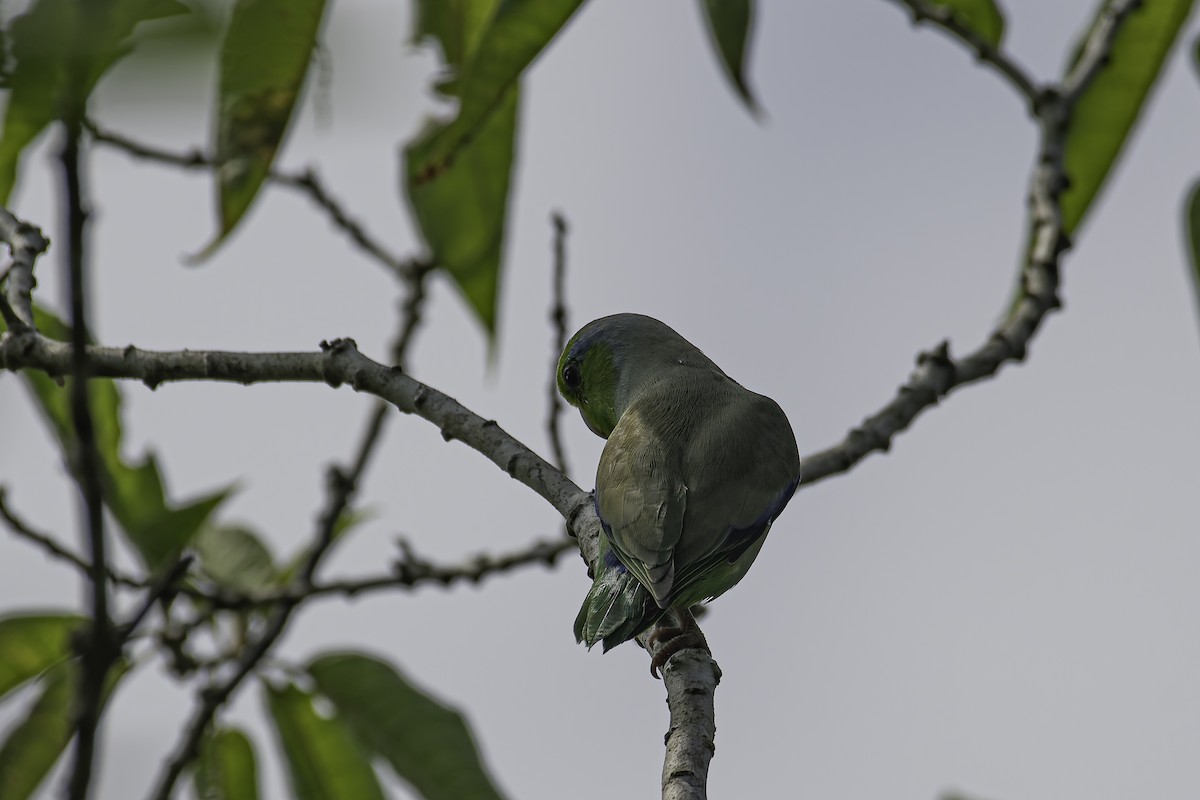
[557,313,800,675]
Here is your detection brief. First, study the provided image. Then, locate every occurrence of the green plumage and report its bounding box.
[558,314,800,652]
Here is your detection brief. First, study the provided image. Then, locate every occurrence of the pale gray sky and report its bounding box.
[3,1,1200,798]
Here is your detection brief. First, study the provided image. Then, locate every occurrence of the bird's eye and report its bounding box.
[563,362,582,390]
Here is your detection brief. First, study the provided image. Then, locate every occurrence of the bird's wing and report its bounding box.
[669,387,800,605]
[595,406,687,607]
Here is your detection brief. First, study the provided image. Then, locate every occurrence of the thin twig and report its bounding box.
[83,119,423,281]
[188,535,575,610]
[0,487,145,588]
[546,212,571,475]
[146,398,390,800]
[116,555,195,641]
[146,254,435,797]
[885,0,1040,106]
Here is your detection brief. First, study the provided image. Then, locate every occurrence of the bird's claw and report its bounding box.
[647,626,710,679]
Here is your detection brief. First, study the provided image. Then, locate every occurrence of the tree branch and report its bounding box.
[660,650,719,800]
[60,65,116,800]
[0,335,591,518]
[0,205,49,332]
[546,212,571,475]
[83,119,426,281]
[147,381,400,800]
[802,0,1139,488]
[0,487,146,589]
[884,0,1040,106]
[186,534,575,610]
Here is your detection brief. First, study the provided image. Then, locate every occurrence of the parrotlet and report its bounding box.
[557,313,800,673]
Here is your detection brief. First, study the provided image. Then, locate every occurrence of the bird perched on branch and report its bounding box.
[557,313,800,676]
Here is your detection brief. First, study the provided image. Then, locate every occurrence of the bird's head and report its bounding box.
[557,313,719,439]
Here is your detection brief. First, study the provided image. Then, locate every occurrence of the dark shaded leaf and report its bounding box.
[193,727,260,800]
[6,307,232,570]
[1060,0,1195,234]
[1184,178,1200,324]
[263,681,385,800]
[0,0,188,203]
[193,0,328,260]
[0,614,81,702]
[698,0,760,113]
[928,0,1005,48]
[0,662,75,800]
[309,651,506,800]
[0,659,128,800]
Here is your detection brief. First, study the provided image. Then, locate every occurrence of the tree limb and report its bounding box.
[805,0,1139,488]
[884,0,1039,106]
[83,119,426,281]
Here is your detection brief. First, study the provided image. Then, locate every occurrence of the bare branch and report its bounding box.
[1,335,591,519]
[0,206,49,332]
[83,119,426,281]
[116,555,195,641]
[189,534,575,610]
[147,383,398,800]
[884,0,1040,106]
[660,650,719,800]
[546,211,571,475]
[0,487,146,588]
[60,80,115,800]
[803,0,1140,488]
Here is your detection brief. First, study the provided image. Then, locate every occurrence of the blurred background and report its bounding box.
[2,1,1200,797]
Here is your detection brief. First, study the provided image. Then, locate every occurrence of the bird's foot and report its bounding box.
[646,609,709,679]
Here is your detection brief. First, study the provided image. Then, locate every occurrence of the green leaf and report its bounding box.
[407,0,584,336]
[0,662,75,800]
[413,0,585,168]
[0,614,81,702]
[194,525,277,593]
[0,659,128,800]
[193,727,260,800]
[405,91,518,335]
[1060,0,1195,234]
[10,306,232,570]
[309,651,506,800]
[263,681,385,800]
[698,0,761,113]
[927,0,1005,48]
[193,0,328,260]
[0,0,188,203]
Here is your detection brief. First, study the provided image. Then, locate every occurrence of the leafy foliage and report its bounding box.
[0,0,187,203]
[263,682,386,800]
[193,727,261,800]
[194,0,329,259]
[699,0,761,113]
[309,651,507,800]
[0,614,81,701]
[1060,0,1195,234]
[6,308,231,570]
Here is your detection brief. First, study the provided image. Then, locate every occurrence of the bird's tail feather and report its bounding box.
[574,556,667,652]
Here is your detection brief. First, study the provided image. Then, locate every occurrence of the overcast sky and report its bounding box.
[3,1,1200,798]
